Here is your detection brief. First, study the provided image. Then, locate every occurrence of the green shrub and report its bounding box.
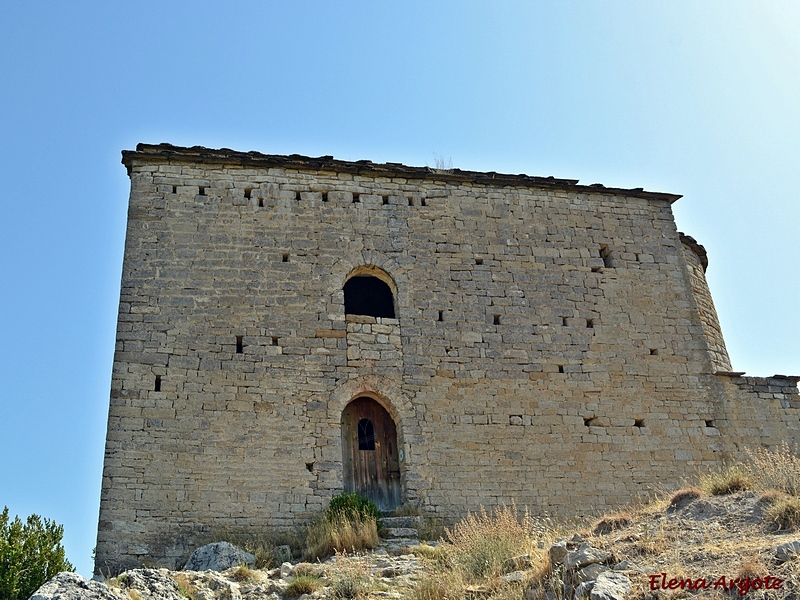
[326,493,381,525]
[0,506,74,600]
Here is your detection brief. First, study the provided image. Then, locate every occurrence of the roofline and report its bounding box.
[122,143,683,203]
[679,233,709,271]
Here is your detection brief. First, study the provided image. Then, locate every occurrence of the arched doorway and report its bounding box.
[341,397,401,511]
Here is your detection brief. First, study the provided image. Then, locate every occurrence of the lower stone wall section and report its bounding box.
[715,373,800,451]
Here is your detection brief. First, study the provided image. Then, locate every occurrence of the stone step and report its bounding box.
[381,516,423,529]
[384,527,418,538]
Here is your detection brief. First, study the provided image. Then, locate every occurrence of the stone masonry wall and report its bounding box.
[714,374,800,449]
[96,145,800,574]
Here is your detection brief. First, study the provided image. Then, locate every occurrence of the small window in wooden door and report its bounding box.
[341,397,401,511]
[358,419,376,450]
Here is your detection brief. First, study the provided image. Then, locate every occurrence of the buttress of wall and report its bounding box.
[680,235,731,372]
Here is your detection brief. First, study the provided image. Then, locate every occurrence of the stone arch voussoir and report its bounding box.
[330,253,411,313]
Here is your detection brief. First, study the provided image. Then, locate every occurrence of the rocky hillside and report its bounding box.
[29,488,800,600]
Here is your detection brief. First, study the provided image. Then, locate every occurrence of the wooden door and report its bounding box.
[341,397,401,511]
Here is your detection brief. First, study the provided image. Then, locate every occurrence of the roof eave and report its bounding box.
[122,143,682,203]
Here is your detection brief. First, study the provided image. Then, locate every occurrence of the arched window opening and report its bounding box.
[358,418,376,450]
[344,276,395,318]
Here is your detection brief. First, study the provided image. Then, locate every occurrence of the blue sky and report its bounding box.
[1,1,798,578]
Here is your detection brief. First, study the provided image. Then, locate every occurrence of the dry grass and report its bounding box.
[757,489,788,506]
[668,487,701,508]
[431,153,454,174]
[411,570,462,600]
[446,504,556,588]
[737,556,769,580]
[445,504,541,581]
[746,442,800,496]
[254,547,280,569]
[406,448,800,599]
[700,463,752,495]
[291,562,327,578]
[304,513,380,560]
[329,553,372,599]
[592,512,631,535]
[765,495,800,531]
[284,574,324,597]
[229,564,254,583]
[525,565,566,600]
[410,543,446,563]
[171,573,197,599]
[522,554,561,600]
[170,447,800,600]
[403,504,558,599]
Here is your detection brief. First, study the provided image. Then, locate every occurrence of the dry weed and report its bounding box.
[745,442,800,496]
[304,514,379,560]
[411,543,447,563]
[592,512,631,535]
[737,556,769,580]
[229,564,254,582]
[285,574,324,597]
[634,521,674,556]
[668,487,702,508]
[525,565,566,600]
[765,495,800,531]
[700,464,752,496]
[329,553,372,599]
[171,573,197,599]
[445,504,551,582]
[292,562,327,578]
[412,569,462,600]
[756,489,788,506]
[488,578,532,600]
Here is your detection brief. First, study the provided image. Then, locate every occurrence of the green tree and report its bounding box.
[0,506,74,600]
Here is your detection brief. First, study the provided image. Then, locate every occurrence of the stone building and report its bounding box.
[95,143,799,573]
